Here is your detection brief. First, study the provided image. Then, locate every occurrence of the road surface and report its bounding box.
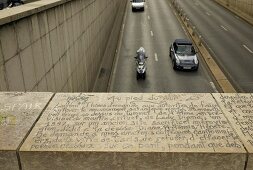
[176,0,253,92]
[110,0,218,93]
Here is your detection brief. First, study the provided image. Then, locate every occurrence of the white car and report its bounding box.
[131,0,145,12]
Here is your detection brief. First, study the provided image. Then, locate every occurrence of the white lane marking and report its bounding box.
[243,44,253,54]
[206,12,211,16]
[150,31,154,37]
[220,25,228,31]
[148,16,150,20]
[154,53,158,61]
[210,82,218,93]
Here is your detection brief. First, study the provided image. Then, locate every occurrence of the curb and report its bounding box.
[107,0,129,92]
[92,0,128,92]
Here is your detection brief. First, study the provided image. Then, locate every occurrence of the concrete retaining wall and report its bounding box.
[215,0,253,17]
[0,0,126,92]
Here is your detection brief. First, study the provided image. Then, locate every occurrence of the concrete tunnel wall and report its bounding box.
[0,0,126,92]
[215,0,253,17]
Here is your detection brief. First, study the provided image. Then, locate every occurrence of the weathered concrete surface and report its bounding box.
[213,93,253,170]
[20,93,246,170]
[0,0,125,92]
[19,151,245,170]
[215,0,253,26]
[215,0,253,17]
[0,92,53,170]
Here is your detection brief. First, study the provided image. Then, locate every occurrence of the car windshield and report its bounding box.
[176,45,195,55]
[133,0,143,2]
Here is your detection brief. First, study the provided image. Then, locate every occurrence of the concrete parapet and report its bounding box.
[0,0,126,92]
[18,93,248,169]
[0,92,253,169]
[213,93,253,169]
[0,92,53,170]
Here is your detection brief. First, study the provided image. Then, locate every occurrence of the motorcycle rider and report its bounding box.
[135,47,147,79]
[134,47,147,63]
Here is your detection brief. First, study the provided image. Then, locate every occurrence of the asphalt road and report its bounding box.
[176,0,253,92]
[109,0,218,93]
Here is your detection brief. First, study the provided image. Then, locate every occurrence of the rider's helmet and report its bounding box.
[137,47,145,56]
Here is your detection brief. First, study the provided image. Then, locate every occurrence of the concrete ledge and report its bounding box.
[18,93,248,169]
[0,0,71,26]
[213,93,253,169]
[0,92,53,170]
[1,92,253,169]
[19,151,245,170]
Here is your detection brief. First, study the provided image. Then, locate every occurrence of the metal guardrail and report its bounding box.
[172,0,203,47]
[172,0,220,57]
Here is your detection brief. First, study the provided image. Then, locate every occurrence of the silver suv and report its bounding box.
[170,39,199,71]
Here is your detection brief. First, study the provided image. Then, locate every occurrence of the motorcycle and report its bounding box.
[135,47,147,80]
[136,60,146,79]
